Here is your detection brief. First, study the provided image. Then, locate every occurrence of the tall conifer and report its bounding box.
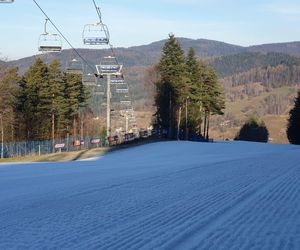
[21,58,50,140]
[156,34,189,138]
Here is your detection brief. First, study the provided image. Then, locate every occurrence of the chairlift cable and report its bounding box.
[93,0,102,23]
[33,0,97,75]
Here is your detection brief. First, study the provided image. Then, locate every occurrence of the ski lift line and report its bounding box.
[91,0,136,122]
[32,0,96,75]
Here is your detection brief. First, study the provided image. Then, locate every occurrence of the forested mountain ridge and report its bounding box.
[6,38,300,75]
[6,38,246,74]
[248,41,300,55]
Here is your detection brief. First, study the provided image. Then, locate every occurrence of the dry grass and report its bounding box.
[226,86,294,119]
[211,86,294,143]
[0,147,110,163]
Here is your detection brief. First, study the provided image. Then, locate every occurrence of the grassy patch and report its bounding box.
[211,86,293,143]
[0,147,110,163]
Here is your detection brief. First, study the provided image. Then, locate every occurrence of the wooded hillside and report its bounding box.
[3,38,300,143]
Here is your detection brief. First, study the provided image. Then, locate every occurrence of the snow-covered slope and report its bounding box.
[0,141,299,249]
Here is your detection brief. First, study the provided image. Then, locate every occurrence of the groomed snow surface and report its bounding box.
[0,141,300,250]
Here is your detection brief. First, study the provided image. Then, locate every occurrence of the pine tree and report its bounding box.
[16,58,91,141]
[287,90,300,144]
[185,48,205,134]
[63,73,89,140]
[202,67,225,140]
[154,39,225,140]
[18,58,50,140]
[13,58,91,142]
[156,34,189,138]
[48,60,67,148]
[185,48,225,139]
[15,77,28,140]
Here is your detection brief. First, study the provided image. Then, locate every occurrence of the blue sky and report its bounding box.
[1,0,300,60]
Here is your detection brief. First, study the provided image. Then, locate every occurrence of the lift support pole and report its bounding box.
[106,74,111,138]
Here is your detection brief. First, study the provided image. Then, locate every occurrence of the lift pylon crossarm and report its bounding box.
[100,65,121,73]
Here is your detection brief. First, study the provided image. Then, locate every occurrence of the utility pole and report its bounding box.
[96,56,123,141]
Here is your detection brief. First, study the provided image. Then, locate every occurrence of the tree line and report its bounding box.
[0,58,90,144]
[149,34,225,140]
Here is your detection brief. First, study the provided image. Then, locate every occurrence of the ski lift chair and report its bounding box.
[111,78,125,85]
[66,58,83,75]
[116,88,129,94]
[0,0,14,3]
[82,23,110,45]
[94,85,105,95]
[82,65,98,86]
[82,73,97,86]
[94,90,105,96]
[38,34,62,52]
[96,56,122,75]
[38,19,62,52]
[120,100,131,106]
